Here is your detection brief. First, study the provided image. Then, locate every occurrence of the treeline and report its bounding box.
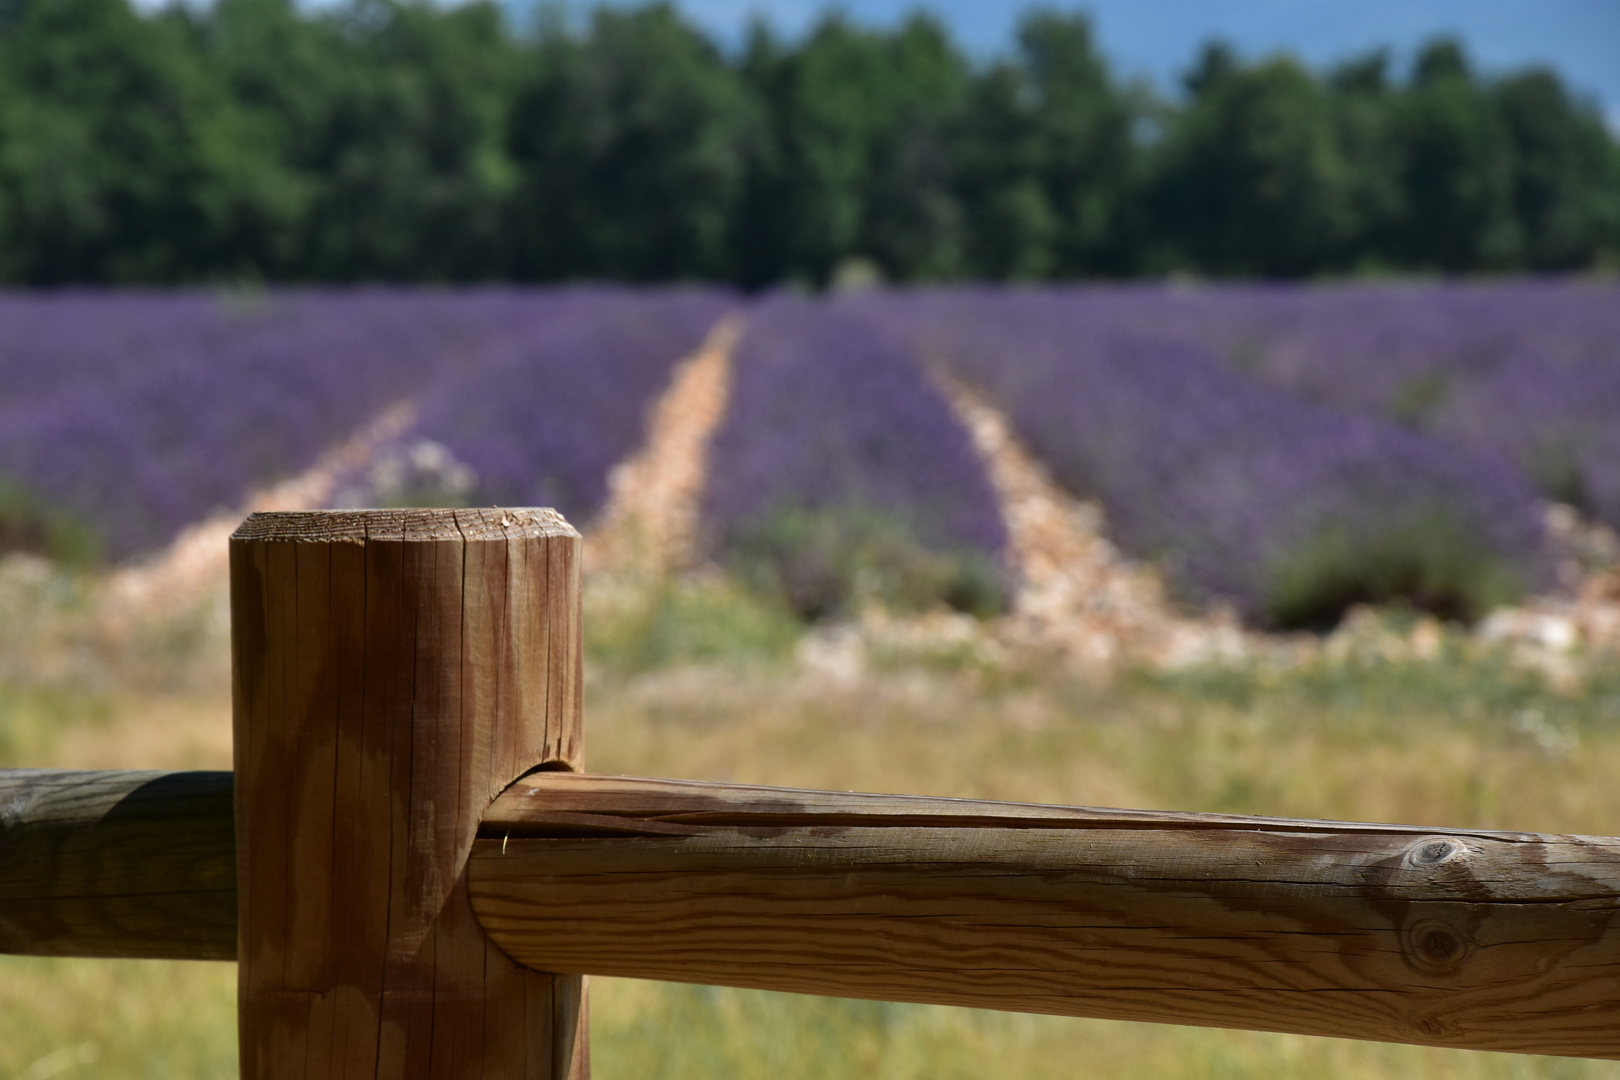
[1,0,1616,285]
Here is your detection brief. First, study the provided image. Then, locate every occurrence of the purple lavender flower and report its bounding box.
[1431,354,1620,527]
[700,296,1008,618]
[864,285,1551,626]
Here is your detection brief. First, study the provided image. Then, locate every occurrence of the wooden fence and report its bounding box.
[2,508,1617,1078]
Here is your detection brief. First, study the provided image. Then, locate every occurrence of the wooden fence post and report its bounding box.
[230,508,586,1080]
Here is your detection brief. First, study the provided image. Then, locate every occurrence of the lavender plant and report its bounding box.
[2,277,1605,635]
[870,287,1550,627]
[1430,355,1620,528]
[1172,280,1620,531]
[700,297,1009,619]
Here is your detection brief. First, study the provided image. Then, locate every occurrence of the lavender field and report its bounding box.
[1,279,1617,630]
[4,281,1620,1080]
[0,287,730,561]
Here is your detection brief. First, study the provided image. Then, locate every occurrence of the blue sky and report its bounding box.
[666,0,1620,127]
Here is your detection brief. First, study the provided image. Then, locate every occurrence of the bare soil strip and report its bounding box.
[584,313,742,578]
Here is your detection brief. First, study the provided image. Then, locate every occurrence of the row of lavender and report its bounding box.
[700,299,1007,618]
[848,289,1562,627]
[942,280,1620,527]
[1,281,1614,629]
[0,288,730,561]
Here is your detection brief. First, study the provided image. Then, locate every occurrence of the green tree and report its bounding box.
[736,13,968,285]
[854,15,968,281]
[285,0,521,280]
[1017,9,1136,275]
[0,1,1613,284]
[1385,39,1520,271]
[951,61,1056,279]
[1494,67,1620,269]
[193,0,340,279]
[1325,51,1405,272]
[1147,44,1354,276]
[506,3,755,281]
[0,0,260,281]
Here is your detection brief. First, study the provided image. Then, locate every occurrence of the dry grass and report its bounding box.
[592,978,1618,1080]
[0,957,236,1080]
[3,561,1619,1079]
[584,654,1620,836]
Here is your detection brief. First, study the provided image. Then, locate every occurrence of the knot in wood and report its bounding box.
[1401,916,1471,976]
[1412,1016,1456,1041]
[1406,837,1465,869]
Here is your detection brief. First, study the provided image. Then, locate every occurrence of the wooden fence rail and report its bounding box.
[4,767,1619,1059]
[0,768,234,959]
[2,508,1617,1077]
[476,773,1620,1059]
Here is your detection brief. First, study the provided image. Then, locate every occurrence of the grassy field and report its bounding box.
[3,565,1619,1079]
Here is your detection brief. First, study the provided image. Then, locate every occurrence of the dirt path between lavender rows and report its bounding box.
[584,314,741,578]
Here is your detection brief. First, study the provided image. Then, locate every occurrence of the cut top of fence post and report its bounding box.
[229,507,578,543]
[229,508,587,1080]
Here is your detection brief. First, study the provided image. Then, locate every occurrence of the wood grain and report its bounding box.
[231,509,587,1080]
[0,768,234,959]
[471,773,1620,1060]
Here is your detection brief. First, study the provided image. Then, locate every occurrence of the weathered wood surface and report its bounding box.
[232,508,587,1080]
[471,773,1620,1059]
[0,768,235,959]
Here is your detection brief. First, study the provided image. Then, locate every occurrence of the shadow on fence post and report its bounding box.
[230,508,587,1080]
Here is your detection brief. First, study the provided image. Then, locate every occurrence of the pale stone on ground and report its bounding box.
[1474,506,1620,688]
